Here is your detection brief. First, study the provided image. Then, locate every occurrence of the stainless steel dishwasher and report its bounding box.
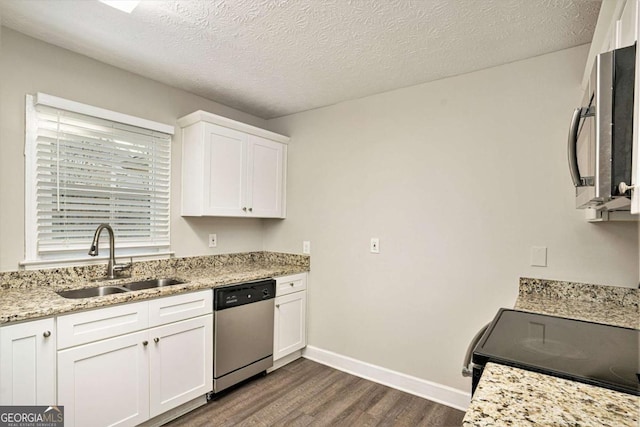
[212,279,275,394]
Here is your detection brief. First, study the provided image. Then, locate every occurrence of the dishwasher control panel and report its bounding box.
[214,279,275,310]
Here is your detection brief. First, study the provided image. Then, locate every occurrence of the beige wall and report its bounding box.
[0,28,268,271]
[1,26,638,395]
[263,44,639,392]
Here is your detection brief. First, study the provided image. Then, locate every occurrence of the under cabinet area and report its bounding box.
[179,110,289,218]
[273,273,307,362]
[57,290,213,427]
[0,317,56,405]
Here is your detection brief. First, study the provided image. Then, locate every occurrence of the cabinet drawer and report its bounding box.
[57,301,148,349]
[275,273,307,297]
[148,290,212,327]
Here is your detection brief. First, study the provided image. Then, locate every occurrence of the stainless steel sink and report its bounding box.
[123,278,184,291]
[56,278,185,298]
[57,286,129,299]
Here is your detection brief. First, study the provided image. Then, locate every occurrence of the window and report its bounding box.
[23,93,174,267]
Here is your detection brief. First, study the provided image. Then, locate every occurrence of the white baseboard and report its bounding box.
[302,345,470,411]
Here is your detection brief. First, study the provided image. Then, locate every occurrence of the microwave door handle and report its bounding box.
[568,107,584,187]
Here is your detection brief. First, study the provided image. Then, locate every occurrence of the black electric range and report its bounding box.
[471,309,640,396]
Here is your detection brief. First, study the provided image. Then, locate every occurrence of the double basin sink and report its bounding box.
[57,278,185,299]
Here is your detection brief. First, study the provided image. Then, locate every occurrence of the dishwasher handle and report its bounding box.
[461,322,490,377]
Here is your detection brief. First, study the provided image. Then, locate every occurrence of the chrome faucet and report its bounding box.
[88,224,131,280]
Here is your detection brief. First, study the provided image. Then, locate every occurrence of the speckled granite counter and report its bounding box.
[465,363,639,427]
[0,251,309,324]
[463,277,640,427]
[516,277,639,329]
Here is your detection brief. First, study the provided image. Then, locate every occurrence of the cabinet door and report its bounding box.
[274,291,307,361]
[203,123,248,216]
[0,318,56,405]
[58,331,149,427]
[148,315,212,417]
[246,135,284,218]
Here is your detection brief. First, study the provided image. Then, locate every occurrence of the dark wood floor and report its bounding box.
[165,358,465,427]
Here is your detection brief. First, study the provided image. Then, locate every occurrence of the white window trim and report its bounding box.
[23,93,175,268]
[34,93,174,134]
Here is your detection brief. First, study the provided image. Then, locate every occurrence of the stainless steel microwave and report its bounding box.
[568,44,635,211]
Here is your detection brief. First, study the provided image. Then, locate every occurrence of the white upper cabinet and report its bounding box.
[617,0,637,48]
[179,111,288,218]
[247,135,285,217]
[583,1,637,80]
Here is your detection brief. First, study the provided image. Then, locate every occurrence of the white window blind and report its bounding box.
[24,94,173,264]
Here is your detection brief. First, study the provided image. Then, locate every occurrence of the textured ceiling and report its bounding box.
[0,0,601,119]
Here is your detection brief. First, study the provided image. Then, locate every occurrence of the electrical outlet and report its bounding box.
[208,234,217,248]
[302,241,311,254]
[370,238,380,254]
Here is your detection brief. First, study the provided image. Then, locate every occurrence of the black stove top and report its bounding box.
[472,309,640,396]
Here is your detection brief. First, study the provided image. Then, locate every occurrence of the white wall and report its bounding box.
[0,28,272,271]
[263,44,639,393]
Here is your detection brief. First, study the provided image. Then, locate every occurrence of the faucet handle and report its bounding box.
[113,263,132,272]
[113,257,133,275]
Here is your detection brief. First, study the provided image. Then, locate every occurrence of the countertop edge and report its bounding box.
[0,264,309,324]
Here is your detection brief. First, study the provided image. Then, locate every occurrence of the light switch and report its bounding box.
[530,246,547,267]
[302,241,311,254]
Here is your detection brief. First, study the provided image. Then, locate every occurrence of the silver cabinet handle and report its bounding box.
[276,304,280,308]
[290,282,294,287]
[248,207,253,212]
[43,331,51,338]
[143,340,148,346]
[242,207,247,212]
[154,337,160,343]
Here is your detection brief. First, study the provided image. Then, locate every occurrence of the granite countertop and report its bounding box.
[463,277,640,427]
[0,252,309,324]
[515,294,639,329]
[515,277,639,330]
[464,363,639,427]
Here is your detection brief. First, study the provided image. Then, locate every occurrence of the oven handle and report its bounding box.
[461,322,490,377]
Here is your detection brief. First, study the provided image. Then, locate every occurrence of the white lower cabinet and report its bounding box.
[58,330,149,427]
[148,316,212,418]
[57,290,213,427]
[273,273,307,362]
[0,317,56,405]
